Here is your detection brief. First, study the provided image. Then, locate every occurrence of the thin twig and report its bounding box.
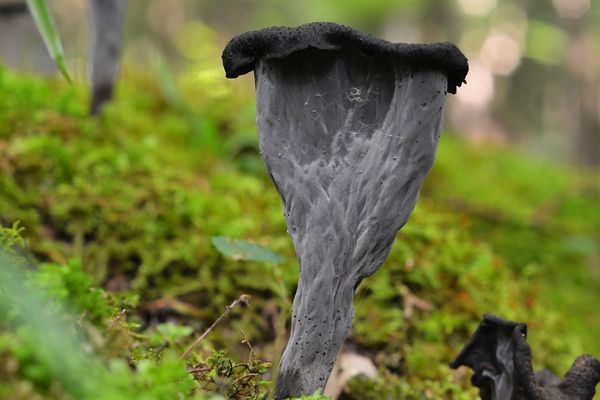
[180,294,251,360]
[400,285,432,319]
[187,365,210,374]
[240,330,255,363]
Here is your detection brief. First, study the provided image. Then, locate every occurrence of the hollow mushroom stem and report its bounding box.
[222,22,468,398]
[89,0,127,115]
[276,273,355,397]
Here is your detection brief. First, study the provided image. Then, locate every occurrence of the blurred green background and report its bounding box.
[0,0,599,399]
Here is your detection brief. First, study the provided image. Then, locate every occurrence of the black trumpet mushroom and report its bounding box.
[89,0,127,115]
[450,314,600,400]
[222,22,468,399]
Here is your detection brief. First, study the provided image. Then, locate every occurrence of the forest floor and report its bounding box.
[1,64,599,399]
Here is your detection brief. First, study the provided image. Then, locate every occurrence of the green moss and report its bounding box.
[0,64,599,399]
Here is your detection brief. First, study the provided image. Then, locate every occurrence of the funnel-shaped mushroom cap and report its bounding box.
[222,22,468,399]
[450,314,600,400]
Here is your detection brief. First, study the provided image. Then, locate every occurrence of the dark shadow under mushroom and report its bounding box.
[222,22,468,398]
[450,314,600,400]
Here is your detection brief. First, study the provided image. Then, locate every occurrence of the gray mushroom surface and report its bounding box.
[89,0,127,115]
[450,314,600,400]
[222,22,468,399]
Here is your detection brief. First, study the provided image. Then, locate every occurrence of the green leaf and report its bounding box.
[26,0,72,82]
[156,322,193,342]
[211,236,285,264]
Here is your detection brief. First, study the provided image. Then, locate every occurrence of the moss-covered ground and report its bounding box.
[1,62,599,399]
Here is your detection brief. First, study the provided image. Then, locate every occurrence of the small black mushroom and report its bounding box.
[222,22,468,399]
[450,314,600,400]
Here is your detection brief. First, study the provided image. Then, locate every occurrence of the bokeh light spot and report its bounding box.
[456,60,494,108]
[480,34,521,76]
[457,0,497,16]
[551,0,590,19]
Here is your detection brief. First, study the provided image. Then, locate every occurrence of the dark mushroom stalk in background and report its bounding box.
[222,22,468,398]
[89,0,127,115]
[451,314,600,400]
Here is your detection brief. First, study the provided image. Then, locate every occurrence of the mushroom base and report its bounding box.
[275,275,355,399]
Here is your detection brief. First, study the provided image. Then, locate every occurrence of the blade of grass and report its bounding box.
[0,250,100,397]
[26,0,72,82]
